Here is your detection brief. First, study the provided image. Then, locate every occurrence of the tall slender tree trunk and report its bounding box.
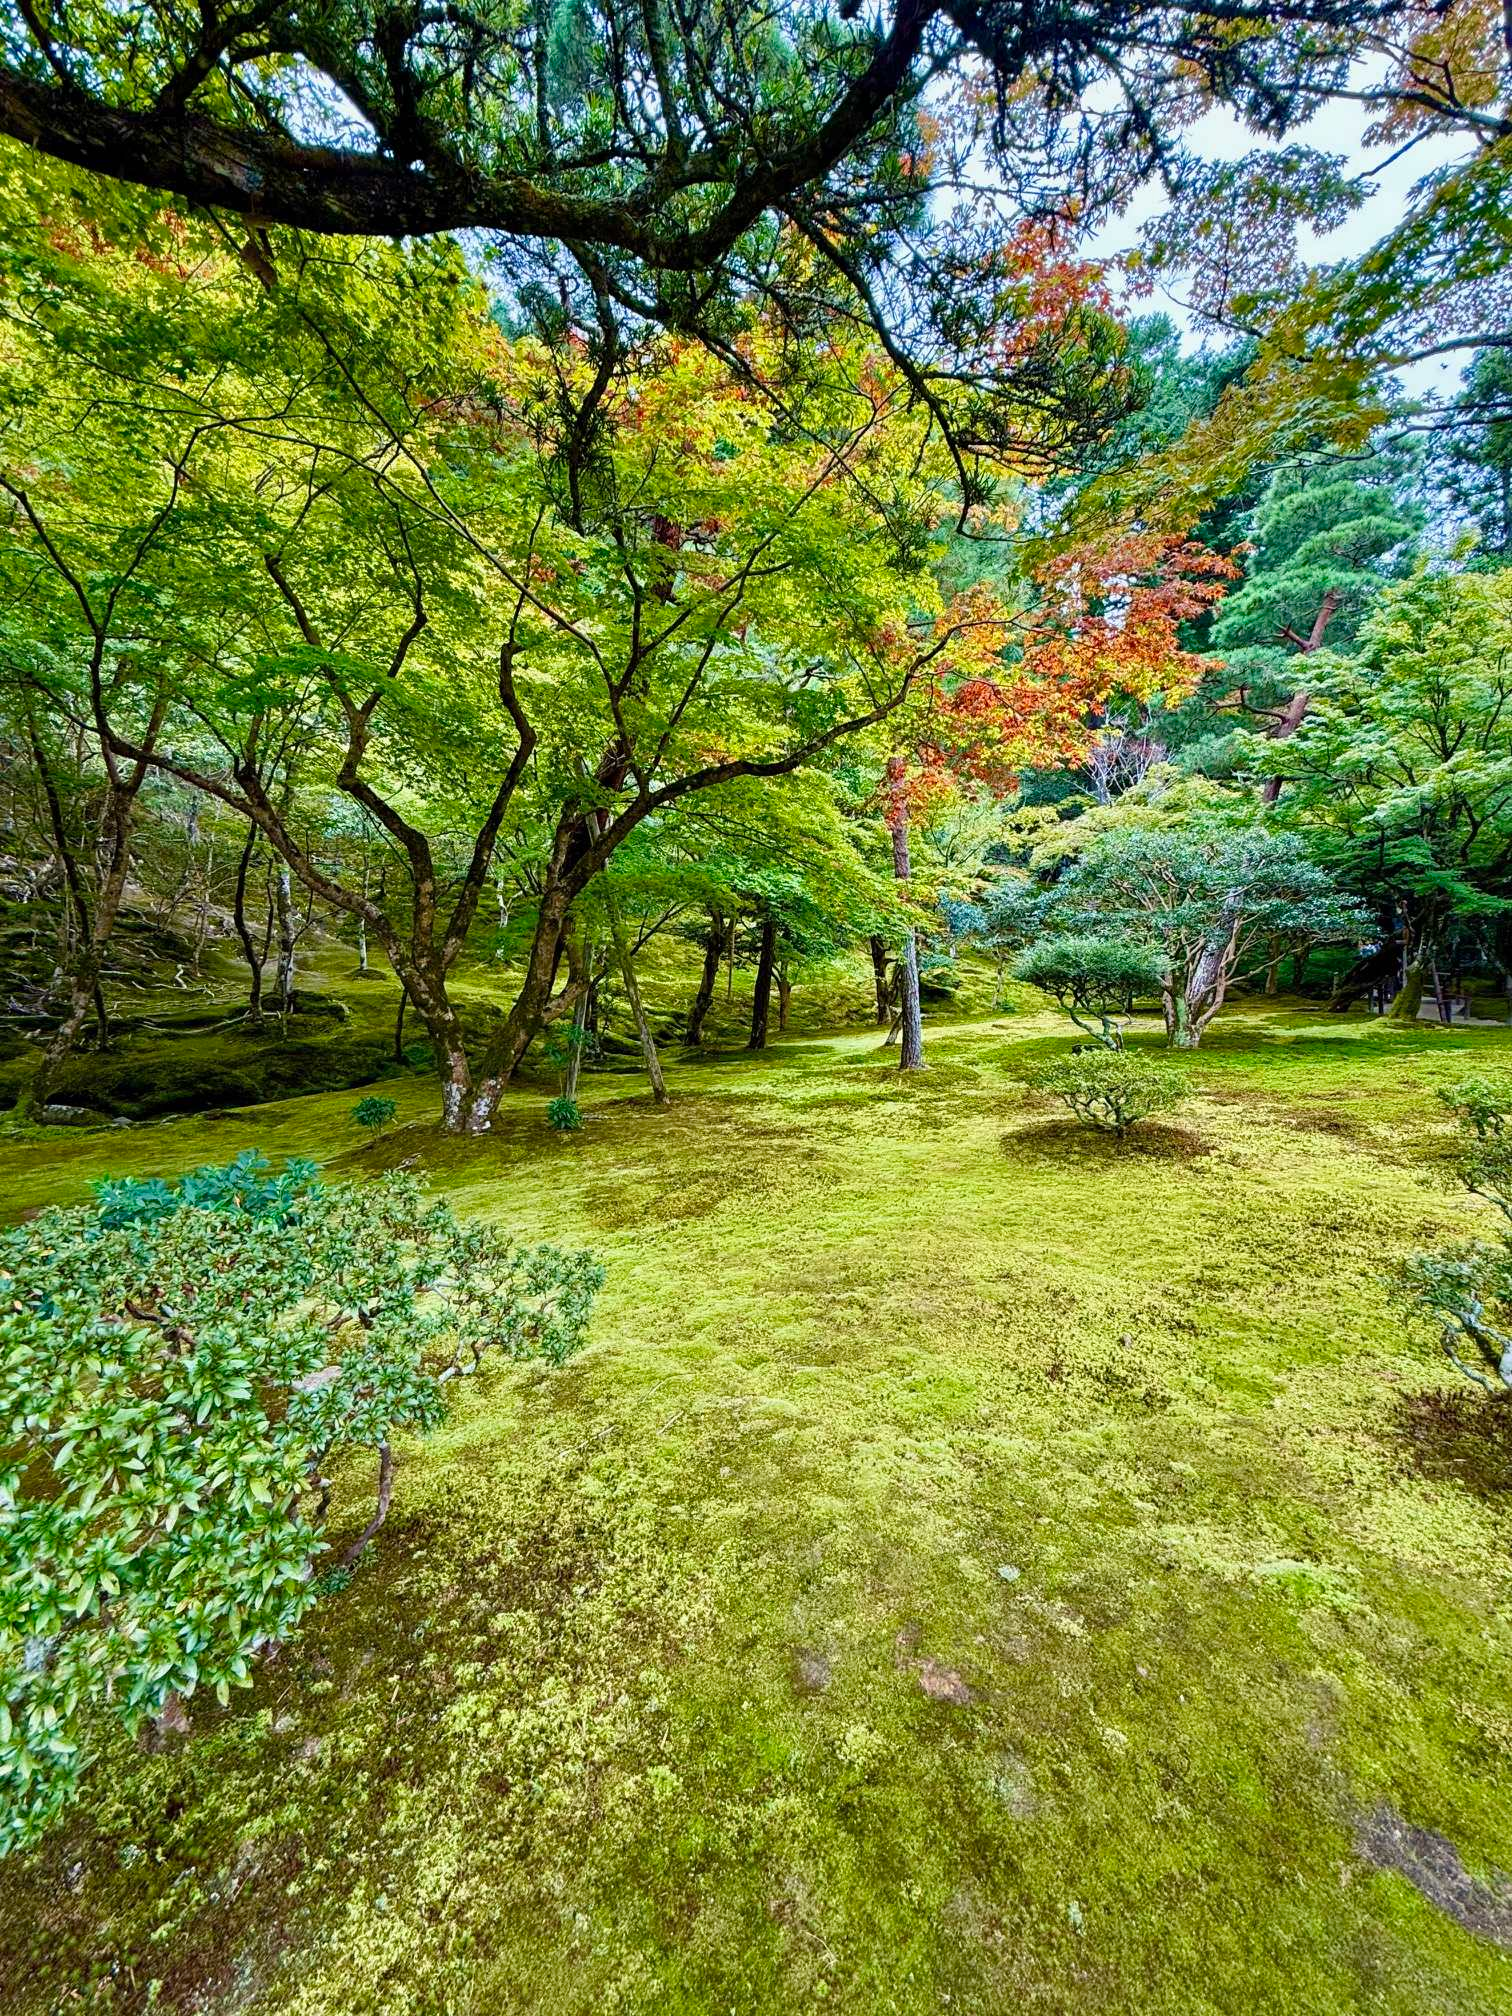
[356,856,370,973]
[232,823,264,1023]
[869,934,890,1025]
[13,696,164,1123]
[274,865,297,1026]
[777,969,791,1032]
[687,910,723,1044]
[23,700,108,1049]
[748,914,776,1050]
[886,756,925,1072]
[15,805,135,1122]
[608,897,667,1103]
[192,834,215,974]
[563,950,592,1103]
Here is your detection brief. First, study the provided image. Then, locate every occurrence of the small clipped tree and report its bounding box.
[1060,818,1365,1047]
[1026,1050,1181,1137]
[351,1094,398,1136]
[1403,1077,1512,1395]
[0,1156,602,1852]
[1013,935,1167,1050]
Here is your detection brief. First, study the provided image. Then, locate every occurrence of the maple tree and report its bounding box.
[878,531,1238,1066]
[2,169,1082,1130]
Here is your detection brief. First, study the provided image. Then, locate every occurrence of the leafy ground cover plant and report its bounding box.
[0,1156,601,1852]
[351,1095,398,1136]
[1013,935,1167,1050]
[1026,1049,1181,1137]
[548,1096,584,1133]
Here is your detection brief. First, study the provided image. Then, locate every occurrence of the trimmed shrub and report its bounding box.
[1026,1049,1181,1136]
[1013,935,1166,1050]
[0,1159,601,1852]
[351,1094,399,1135]
[1403,1077,1512,1396]
[547,1095,584,1133]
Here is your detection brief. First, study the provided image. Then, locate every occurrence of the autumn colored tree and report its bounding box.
[879,531,1238,1067]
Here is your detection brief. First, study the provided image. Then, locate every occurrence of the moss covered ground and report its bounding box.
[4,993,1512,2014]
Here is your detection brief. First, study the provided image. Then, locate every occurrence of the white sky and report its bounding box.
[1086,92,1475,403]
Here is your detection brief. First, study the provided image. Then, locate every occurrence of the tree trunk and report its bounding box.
[274,865,297,1026]
[24,701,109,1049]
[869,934,890,1024]
[1263,936,1283,994]
[1260,587,1340,805]
[609,898,667,1103]
[14,809,137,1123]
[393,986,409,1065]
[1168,940,1230,1050]
[1386,953,1428,1023]
[192,834,215,974]
[887,757,925,1072]
[777,971,791,1032]
[687,910,723,1045]
[232,823,264,1022]
[473,891,579,1119]
[749,914,776,1049]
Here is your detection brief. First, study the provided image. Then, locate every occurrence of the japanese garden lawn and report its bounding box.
[4,1001,1511,2016]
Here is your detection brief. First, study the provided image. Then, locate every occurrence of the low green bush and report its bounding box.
[1437,1073,1512,1141]
[351,1094,399,1135]
[548,1095,584,1133]
[1026,1049,1181,1137]
[0,1158,602,1852]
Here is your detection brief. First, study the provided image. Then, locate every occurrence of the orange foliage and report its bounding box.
[894,534,1238,813]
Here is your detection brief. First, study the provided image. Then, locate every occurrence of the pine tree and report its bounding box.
[1211,446,1421,793]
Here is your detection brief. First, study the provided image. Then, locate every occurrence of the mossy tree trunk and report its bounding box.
[887,756,925,1072]
[1385,952,1428,1024]
[869,934,890,1025]
[748,913,776,1050]
[686,909,724,1044]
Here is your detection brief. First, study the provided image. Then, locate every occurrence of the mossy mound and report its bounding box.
[0,990,508,1122]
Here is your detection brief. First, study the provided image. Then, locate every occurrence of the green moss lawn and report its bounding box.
[4,999,1512,2014]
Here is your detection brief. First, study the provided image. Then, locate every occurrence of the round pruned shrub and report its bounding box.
[1013,935,1166,1050]
[0,1155,602,1853]
[1026,1048,1181,1137]
[351,1093,399,1135]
